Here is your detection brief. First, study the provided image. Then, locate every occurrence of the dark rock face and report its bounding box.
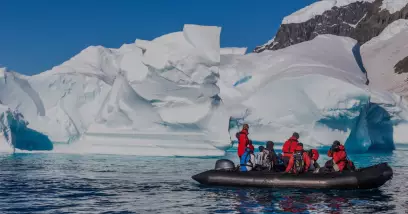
[395,56,408,74]
[254,0,408,53]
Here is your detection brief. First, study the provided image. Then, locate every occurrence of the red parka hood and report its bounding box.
[289,136,298,141]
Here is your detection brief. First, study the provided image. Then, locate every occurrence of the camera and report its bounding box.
[331,145,339,152]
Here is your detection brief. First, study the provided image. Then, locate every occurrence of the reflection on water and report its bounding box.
[0,150,406,213]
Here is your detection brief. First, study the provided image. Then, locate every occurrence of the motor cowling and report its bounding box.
[215,159,235,171]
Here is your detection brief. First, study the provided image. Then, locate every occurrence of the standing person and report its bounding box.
[285,143,311,174]
[237,124,250,158]
[282,132,300,167]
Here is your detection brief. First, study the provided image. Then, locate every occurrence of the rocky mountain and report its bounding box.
[395,56,408,74]
[254,0,408,99]
[254,0,408,52]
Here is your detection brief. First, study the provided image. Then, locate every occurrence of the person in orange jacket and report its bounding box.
[285,143,311,174]
[326,141,355,172]
[282,132,300,166]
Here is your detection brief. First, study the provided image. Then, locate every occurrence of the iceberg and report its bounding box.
[0,24,230,156]
[1,24,408,156]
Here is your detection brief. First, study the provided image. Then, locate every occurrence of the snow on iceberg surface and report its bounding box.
[220,48,248,55]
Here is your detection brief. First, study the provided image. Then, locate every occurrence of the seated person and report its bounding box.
[285,143,311,174]
[282,132,300,167]
[240,147,256,172]
[266,141,278,166]
[323,141,355,172]
[308,149,320,172]
[255,146,269,171]
[265,141,286,172]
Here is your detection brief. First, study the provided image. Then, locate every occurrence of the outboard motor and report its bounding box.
[215,159,235,171]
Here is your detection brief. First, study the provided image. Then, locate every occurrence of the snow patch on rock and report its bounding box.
[282,0,376,24]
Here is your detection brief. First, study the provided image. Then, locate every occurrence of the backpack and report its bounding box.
[258,150,272,170]
[293,151,305,174]
[235,132,240,139]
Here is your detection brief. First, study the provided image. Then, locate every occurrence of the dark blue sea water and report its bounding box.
[0,150,407,214]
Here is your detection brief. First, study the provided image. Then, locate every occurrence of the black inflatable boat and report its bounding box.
[192,160,393,190]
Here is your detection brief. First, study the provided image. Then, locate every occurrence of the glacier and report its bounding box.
[1,23,408,156]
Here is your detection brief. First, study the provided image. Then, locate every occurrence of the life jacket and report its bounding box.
[236,130,249,157]
[236,131,249,145]
[292,151,305,174]
[240,148,254,172]
[282,137,299,157]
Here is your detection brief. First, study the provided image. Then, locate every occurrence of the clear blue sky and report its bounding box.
[0,0,316,75]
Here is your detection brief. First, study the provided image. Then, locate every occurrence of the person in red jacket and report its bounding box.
[285,143,311,173]
[237,124,251,158]
[308,149,320,172]
[327,141,354,172]
[282,132,300,166]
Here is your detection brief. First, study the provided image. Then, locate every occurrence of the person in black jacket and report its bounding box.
[265,141,286,171]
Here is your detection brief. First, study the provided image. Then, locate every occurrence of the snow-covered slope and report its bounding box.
[361,19,408,99]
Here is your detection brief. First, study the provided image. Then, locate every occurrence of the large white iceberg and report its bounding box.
[1,24,408,156]
[0,24,229,156]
